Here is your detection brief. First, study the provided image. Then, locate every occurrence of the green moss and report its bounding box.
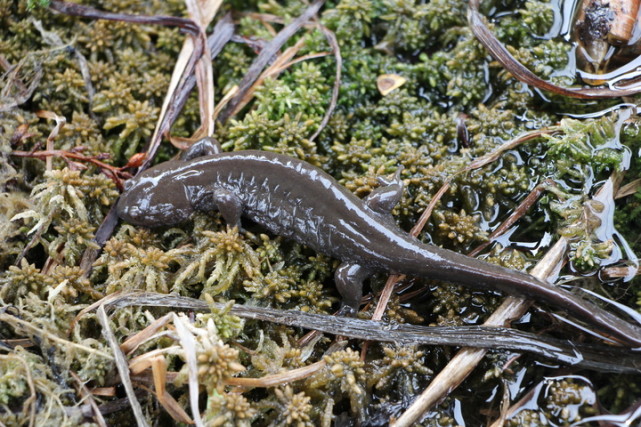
[0,347,87,426]
[225,111,323,165]
[1,259,47,301]
[173,224,261,296]
[430,32,490,106]
[433,209,488,249]
[271,386,314,426]
[323,0,377,42]
[215,42,254,92]
[95,235,178,294]
[188,319,245,393]
[545,115,626,174]
[58,111,106,154]
[368,345,433,392]
[496,0,555,44]
[306,348,367,418]
[203,391,255,426]
[10,167,118,269]
[507,377,597,425]
[201,297,245,340]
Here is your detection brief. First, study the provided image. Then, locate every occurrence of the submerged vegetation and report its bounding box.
[1,0,641,425]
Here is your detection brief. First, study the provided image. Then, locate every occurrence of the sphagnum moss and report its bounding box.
[2,0,641,424]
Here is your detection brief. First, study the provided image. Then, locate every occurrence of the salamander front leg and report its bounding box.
[192,187,243,229]
[180,137,222,161]
[364,168,403,215]
[335,262,371,315]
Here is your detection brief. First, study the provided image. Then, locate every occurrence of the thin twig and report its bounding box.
[616,177,641,199]
[120,313,174,355]
[49,1,200,34]
[225,361,326,388]
[97,305,150,427]
[10,149,131,185]
[0,313,114,360]
[70,371,107,427]
[35,110,66,171]
[602,265,641,279]
[182,0,221,139]
[462,129,556,171]
[140,30,205,171]
[468,179,555,257]
[490,380,544,427]
[309,25,341,142]
[168,13,235,149]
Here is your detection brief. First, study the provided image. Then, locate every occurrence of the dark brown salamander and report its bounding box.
[117,138,641,347]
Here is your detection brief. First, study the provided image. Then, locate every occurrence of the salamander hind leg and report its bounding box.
[180,137,222,161]
[335,262,371,315]
[365,168,404,215]
[192,186,243,229]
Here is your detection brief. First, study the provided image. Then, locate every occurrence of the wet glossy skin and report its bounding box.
[117,145,641,347]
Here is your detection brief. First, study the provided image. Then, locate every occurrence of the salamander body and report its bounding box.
[117,138,641,347]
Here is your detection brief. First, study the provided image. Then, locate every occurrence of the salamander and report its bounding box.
[117,137,641,347]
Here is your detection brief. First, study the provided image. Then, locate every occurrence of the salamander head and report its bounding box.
[117,165,193,227]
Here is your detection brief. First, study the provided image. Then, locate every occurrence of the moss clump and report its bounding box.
[102,100,159,158]
[203,391,256,427]
[507,377,597,426]
[544,115,626,177]
[0,347,89,426]
[434,209,488,250]
[1,259,47,301]
[306,348,368,418]
[272,386,314,427]
[190,319,245,393]
[368,345,433,393]
[173,225,261,296]
[13,168,117,231]
[201,297,245,341]
[95,234,178,294]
